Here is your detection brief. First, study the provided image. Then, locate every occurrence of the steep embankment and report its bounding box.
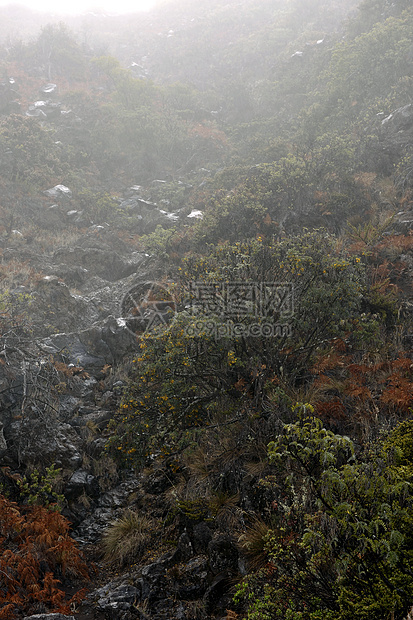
[0,0,412,618]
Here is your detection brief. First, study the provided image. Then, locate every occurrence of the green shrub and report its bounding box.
[235,414,413,620]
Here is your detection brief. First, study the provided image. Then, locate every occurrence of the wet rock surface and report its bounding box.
[23,615,76,620]
[66,460,243,619]
[40,316,137,372]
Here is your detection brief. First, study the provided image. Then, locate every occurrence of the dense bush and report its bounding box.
[233,412,413,620]
[107,232,368,465]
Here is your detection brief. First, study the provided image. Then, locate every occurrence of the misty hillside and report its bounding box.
[0,0,412,618]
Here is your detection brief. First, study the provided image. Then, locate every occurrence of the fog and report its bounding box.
[0,0,157,15]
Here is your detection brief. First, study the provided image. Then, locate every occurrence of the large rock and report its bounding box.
[172,556,209,600]
[65,468,99,500]
[33,276,93,335]
[23,615,75,620]
[52,247,145,282]
[7,417,82,469]
[117,194,180,233]
[381,104,413,136]
[95,583,141,619]
[380,104,413,156]
[44,184,72,199]
[26,100,62,119]
[392,208,413,234]
[192,521,213,553]
[207,533,239,574]
[40,315,138,373]
[73,476,141,544]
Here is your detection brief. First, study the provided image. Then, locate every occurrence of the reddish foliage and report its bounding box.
[381,373,413,411]
[316,400,347,423]
[0,496,89,619]
[311,339,413,427]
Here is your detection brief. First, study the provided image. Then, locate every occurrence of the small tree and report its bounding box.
[234,412,413,619]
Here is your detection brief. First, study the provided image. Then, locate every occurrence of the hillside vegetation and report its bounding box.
[0,0,412,618]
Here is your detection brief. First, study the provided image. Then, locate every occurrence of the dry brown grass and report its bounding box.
[0,259,42,291]
[102,510,155,566]
[238,517,272,571]
[27,226,85,252]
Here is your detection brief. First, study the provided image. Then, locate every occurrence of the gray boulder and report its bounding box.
[95,583,140,619]
[65,468,99,500]
[23,615,75,620]
[41,315,137,373]
[208,533,239,574]
[52,247,144,282]
[44,184,72,199]
[380,104,413,155]
[32,276,93,336]
[8,417,82,469]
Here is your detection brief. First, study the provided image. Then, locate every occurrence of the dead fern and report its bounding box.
[0,495,89,619]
